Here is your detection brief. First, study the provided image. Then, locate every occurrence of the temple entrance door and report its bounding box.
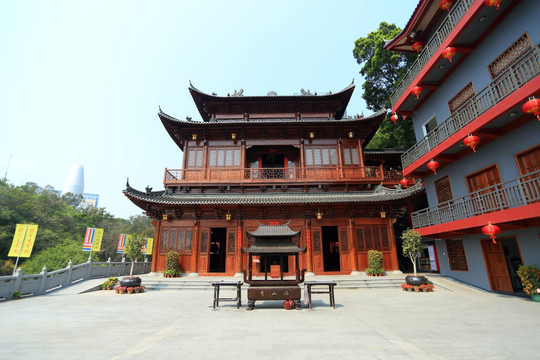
[209,228,227,273]
[322,226,340,272]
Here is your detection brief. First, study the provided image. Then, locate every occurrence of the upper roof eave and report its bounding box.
[188,82,356,121]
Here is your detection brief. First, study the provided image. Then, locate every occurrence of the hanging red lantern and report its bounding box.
[522,97,540,121]
[484,0,501,11]
[463,134,480,152]
[442,47,457,62]
[427,159,439,175]
[390,113,399,125]
[440,0,453,11]
[482,221,501,244]
[412,41,424,53]
[411,86,423,99]
[399,178,410,188]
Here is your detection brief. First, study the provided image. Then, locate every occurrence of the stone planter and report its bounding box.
[120,277,141,288]
[405,275,428,286]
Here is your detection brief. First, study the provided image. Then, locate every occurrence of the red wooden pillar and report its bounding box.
[190,220,200,274]
[151,220,161,273]
[357,138,365,177]
[387,218,399,271]
[235,220,243,273]
[305,219,313,273]
[348,218,359,272]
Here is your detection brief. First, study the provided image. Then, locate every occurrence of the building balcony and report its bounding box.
[411,170,540,237]
[402,42,540,175]
[164,166,414,187]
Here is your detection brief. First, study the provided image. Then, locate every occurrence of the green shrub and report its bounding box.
[165,251,181,276]
[366,250,384,275]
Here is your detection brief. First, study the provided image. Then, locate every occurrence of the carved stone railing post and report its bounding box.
[38,266,48,295]
[65,261,73,286]
[84,258,92,280]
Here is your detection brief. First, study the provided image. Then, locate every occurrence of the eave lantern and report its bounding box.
[440,0,453,11]
[399,178,410,188]
[427,159,439,175]
[412,41,424,53]
[442,47,457,62]
[390,113,399,125]
[463,134,480,152]
[411,86,423,99]
[522,97,540,121]
[482,221,501,243]
[484,0,501,11]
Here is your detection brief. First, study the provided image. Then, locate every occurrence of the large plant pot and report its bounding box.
[120,277,141,288]
[531,294,540,302]
[405,275,428,286]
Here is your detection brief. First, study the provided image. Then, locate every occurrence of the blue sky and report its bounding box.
[0,0,418,219]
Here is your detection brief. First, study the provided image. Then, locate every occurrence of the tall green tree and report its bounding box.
[353,22,417,149]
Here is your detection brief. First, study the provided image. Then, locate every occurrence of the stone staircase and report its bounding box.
[137,273,406,291]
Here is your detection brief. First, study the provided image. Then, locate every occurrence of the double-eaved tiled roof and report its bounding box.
[123,181,423,207]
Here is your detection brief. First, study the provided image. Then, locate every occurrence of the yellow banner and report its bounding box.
[91,228,104,252]
[146,238,154,255]
[8,224,39,258]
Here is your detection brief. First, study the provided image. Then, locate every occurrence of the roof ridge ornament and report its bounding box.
[231,89,244,97]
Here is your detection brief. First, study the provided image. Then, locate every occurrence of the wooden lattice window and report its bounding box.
[200,231,209,253]
[313,231,321,253]
[160,229,169,252]
[208,147,241,167]
[445,238,468,271]
[187,148,204,168]
[168,230,177,251]
[488,33,532,79]
[448,82,476,114]
[435,176,454,204]
[227,232,235,254]
[355,226,390,252]
[305,146,338,166]
[340,230,349,253]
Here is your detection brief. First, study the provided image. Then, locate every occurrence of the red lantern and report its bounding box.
[522,97,540,121]
[440,0,453,11]
[442,47,457,62]
[484,0,501,11]
[411,86,422,99]
[463,134,480,152]
[427,160,439,175]
[482,221,501,244]
[399,178,410,188]
[412,42,424,53]
[402,115,408,120]
[390,113,399,125]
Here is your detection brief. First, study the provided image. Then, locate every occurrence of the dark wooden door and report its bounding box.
[467,165,503,213]
[481,239,513,293]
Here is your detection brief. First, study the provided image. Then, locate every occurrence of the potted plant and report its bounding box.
[283,300,293,310]
[365,250,385,276]
[164,251,181,278]
[517,264,540,301]
[120,234,146,288]
[118,286,126,294]
[401,229,428,286]
[13,291,23,300]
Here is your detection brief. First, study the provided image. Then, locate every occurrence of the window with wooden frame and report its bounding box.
[515,144,540,203]
[355,226,390,252]
[448,82,476,114]
[466,164,504,213]
[445,238,468,271]
[160,227,193,254]
[208,147,241,168]
[304,146,338,166]
[187,148,204,168]
[488,33,532,79]
[434,176,454,204]
[342,146,359,166]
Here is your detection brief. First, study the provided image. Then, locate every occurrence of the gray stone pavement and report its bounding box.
[1,275,539,360]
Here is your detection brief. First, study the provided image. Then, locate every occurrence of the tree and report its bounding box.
[401,229,423,276]
[124,234,145,278]
[353,22,417,149]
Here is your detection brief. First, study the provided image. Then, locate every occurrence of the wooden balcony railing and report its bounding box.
[402,42,540,169]
[390,0,473,106]
[164,166,397,185]
[411,170,540,229]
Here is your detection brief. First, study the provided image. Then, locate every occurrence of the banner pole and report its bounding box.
[12,225,28,276]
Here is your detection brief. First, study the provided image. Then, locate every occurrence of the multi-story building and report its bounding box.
[386,0,540,293]
[124,83,423,276]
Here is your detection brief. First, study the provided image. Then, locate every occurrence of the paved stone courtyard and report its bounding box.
[1,276,539,359]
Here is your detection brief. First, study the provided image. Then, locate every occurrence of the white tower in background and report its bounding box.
[62,164,84,195]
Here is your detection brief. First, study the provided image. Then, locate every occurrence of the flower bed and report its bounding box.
[115,285,146,294]
[401,282,434,292]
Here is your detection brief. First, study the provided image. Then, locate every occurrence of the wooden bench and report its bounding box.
[212,281,243,309]
[304,281,337,309]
